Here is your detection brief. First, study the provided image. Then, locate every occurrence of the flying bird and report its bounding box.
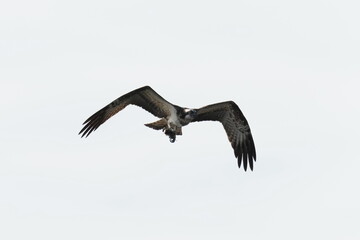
[79,86,256,171]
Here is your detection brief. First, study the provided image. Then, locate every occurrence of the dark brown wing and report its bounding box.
[192,101,256,171]
[79,86,175,138]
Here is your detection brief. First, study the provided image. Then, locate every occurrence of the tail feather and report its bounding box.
[144,118,167,130]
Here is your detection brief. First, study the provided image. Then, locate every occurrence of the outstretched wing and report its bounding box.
[192,101,256,171]
[79,86,175,138]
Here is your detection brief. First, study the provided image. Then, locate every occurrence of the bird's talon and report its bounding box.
[169,134,176,143]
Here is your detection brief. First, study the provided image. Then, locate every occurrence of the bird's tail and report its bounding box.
[144,118,167,130]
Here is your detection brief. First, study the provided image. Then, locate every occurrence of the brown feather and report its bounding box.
[144,118,168,130]
[192,101,256,171]
[79,86,175,138]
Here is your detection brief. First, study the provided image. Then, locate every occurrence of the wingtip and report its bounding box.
[237,154,256,171]
[78,131,86,138]
[248,155,254,171]
[78,129,85,138]
[237,157,242,169]
[243,155,248,171]
[78,124,94,138]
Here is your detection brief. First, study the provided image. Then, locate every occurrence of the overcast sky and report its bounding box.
[1,0,360,239]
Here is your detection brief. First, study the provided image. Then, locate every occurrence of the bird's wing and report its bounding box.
[79,86,175,137]
[192,101,256,171]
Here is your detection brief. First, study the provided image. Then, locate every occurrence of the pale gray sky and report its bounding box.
[1,0,360,239]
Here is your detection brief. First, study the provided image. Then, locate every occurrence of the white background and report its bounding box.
[1,0,359,239]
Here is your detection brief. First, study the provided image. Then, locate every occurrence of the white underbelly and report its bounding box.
[168,107,181,127]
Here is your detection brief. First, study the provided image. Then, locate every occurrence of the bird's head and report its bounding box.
[183,108,197,121]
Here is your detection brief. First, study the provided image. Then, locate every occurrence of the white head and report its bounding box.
[184,108,197,121]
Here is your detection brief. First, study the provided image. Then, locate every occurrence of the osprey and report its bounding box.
[79,86,256,171]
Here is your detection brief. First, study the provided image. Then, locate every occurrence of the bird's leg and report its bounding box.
[169,132,176,143]
[163,129,176,143]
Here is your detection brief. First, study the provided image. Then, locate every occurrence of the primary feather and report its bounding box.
[192,101,256,171]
